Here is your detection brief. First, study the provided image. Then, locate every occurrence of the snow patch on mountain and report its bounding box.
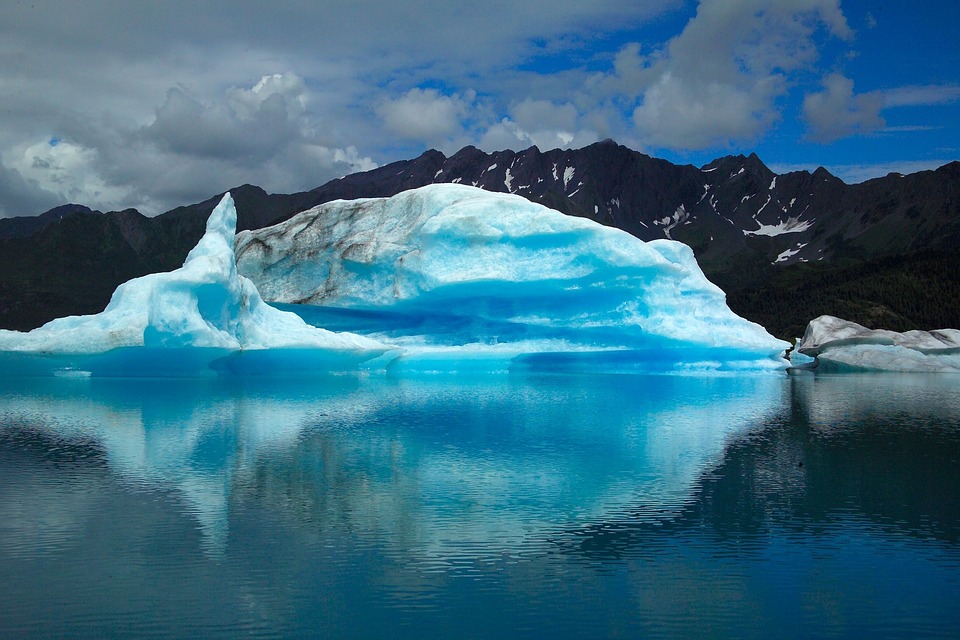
[745,216,815,237]
[774,243,807,263]
[653,204,690,240]
[756,195,773,216]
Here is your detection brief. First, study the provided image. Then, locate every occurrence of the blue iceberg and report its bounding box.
[0,193,386,376]
[0,185,788,376]
[236,185,788,373]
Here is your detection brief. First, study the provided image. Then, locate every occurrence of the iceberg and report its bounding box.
[0,194,386,376]
[0,185,788,376]
[795,315,960,372]
[236,184,788,372]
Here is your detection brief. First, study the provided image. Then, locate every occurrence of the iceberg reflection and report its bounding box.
[0,374,785,557]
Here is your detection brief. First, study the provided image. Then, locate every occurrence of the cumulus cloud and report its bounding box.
[0,0,954,216]
[477,99,599,151]
[133,75,377,207]
[628,0,852,149]
[633,76,785,150]
[511,99,578,133]
[12,139,131,210]
[0,73,376,216]
[0,156,62,218]
[376,89,603,153]
[802,77,960,143]
[377,89,474,142]
[802,74,885,142]
[0,1,684,215]
[143,78,304,163]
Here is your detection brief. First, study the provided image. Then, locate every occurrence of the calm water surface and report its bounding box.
[1,372,959,639]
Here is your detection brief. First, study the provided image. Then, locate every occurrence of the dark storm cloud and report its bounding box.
[0,162,62,218]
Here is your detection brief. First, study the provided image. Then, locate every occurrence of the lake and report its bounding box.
[1,372,958,638]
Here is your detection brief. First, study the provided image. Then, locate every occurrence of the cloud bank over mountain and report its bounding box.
[0,0,957,217]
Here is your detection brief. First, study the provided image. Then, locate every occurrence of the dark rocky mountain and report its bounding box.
[310,142,960,272]
[0,204,99,240]
[2,141,959,338]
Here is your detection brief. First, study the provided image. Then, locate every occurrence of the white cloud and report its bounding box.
[0,74,377,216]
[881,125,940,133]
[478,119,578,152]
[628,0,852,150]
[801,77,960,143]
[377,89,473,142]
[880,85,960,108]
[477,99,599,152]
[802,73,885,142]
[332,147,378,173]
[0,0,954,216]
[634,74,785,149]
[11,139,132,212]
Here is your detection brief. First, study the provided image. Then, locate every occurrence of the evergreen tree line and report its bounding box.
[712,250,960,340]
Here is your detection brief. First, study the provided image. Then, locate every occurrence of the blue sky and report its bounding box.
[0,0,957,217]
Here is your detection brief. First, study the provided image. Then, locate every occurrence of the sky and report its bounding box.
[1,0,958,218]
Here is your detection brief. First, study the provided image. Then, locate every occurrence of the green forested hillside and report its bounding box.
[711,250,960,340]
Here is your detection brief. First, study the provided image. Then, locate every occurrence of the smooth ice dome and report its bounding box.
[0,193,385,376]
[236,184,789,372]
[797,315,960,372]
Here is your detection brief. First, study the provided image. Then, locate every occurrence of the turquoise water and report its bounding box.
[1,372,959,638]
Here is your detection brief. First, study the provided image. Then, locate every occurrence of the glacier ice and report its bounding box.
[0,193,386,376]
[0,184,789,376]
[796,315,960,372]
[235,184,789,373]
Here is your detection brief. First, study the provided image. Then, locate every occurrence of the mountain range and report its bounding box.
[2,140,959,339]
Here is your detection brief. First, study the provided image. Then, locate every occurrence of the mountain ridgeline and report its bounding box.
[2,141,959,338]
